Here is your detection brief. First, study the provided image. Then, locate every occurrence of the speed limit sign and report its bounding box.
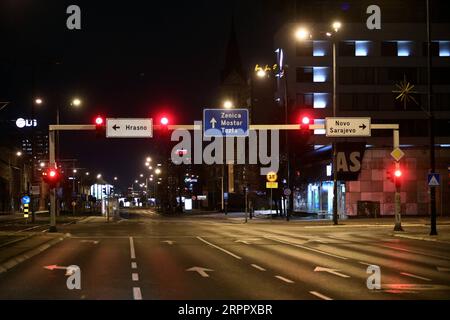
[266,172,278,182]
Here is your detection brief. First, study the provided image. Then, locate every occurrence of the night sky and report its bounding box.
[0,0,284,189]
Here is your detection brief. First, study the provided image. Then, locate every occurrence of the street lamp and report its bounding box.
[223,100,234,109]
[71,98,82,107]
[155,168,162,175]
[256,69,267,78]
[114,177,118,181]
[146,157,152,162]
[96,174,102,179]
[85,172,90,176]
[295,27,311,41]
[16,151,22,157]
[35,98,43,105]
[296,21,342,225]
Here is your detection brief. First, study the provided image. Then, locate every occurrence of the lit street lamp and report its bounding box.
[223,100,234,109]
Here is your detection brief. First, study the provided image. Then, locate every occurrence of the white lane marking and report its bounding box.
[400,272,432,282]
[265,236,347,260]
[132,273,139,281]
[133,287,142,300]
[275,276,294,284]
[251,264,266,272]
[131,262,137,269]
[129,237,136,259]
[161,240,175,245]
[358,262,373,266]
[314,266,350,278]
[186,266,214,278]
[196,237,242,260]
[309,291,333,300]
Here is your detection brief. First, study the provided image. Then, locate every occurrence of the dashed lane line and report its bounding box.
[132,273,139,281]
[400,272,432,282]
[133,287,142,300]
[131,262,137,269]
[309,291,333,300]
[275,276,294,284]
[251,264,266,272]
[129,237,136,259]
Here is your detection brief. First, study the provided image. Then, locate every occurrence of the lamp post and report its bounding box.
[295,21,342,225]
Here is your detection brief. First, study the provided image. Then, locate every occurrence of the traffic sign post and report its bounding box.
[203,109,249,137]
[106,118,153,138]
[326,117,371,137]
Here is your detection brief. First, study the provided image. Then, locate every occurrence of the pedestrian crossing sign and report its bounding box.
[428,173,440,187]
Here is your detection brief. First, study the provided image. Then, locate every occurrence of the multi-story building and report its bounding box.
[274,1,450,217]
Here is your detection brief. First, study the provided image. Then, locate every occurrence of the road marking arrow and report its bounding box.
[314,266,350,278]
[161,240,175,245]
[186,266,214,278]
[210,117,217,129]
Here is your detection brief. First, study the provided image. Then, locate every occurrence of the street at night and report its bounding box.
[1,210,450,300]
[1,0,450,314]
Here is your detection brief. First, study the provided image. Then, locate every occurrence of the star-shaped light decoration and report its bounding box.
[392,75,419,110]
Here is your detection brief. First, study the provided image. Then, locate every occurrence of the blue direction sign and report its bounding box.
[203,109,249,137]
[428,173,441,187]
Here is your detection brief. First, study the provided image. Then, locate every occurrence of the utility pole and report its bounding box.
[427,0,438,236]
[332,40,339,225]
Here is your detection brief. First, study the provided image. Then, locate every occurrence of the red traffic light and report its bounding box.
[48,169,57,178]
[160,117,169,125]
[394,169,402,178]
[95,116,104,126]
[42,167,61,188]
[301,116,311,125]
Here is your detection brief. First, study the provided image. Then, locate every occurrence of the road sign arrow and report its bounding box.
[186,266,214,278]
[161,240,175,245]
[359,124,367,130]
[112,124,120,131]
[44,264,68,271]
[314,266,350,278]
[210,117,217,129]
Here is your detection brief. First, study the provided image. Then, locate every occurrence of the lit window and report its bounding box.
[398,41,413,57]
[313,93,328,109]
[313,41,328,57]
[355,41,369,56]
[313,67,328,82]
[440,41,450,57]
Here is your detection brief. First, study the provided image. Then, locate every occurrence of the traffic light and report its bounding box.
[299,114,312,135]
[42,167,61,189]
[394,168,403,188]
[160,116,169,126]
[95,115,105,138]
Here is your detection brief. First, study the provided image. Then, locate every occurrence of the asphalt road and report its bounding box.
[0,209,449,300]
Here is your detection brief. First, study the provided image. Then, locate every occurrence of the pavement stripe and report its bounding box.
[264,236,348,260]
[196,237,242,260]
[251,264,266,271]
[132,273,139,281]
[275,276,294,284]
[358,262,374,266]
[129,237,136,259]
[309,291,333,300]
[133,287,142,300]
[131,262,137,269]
[400,272,432,282]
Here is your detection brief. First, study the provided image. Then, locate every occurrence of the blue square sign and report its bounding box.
[428,173,440,187]
[203,109,249,137]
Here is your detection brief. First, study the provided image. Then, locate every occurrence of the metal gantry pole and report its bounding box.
[393,130,404,231]
[284,68,291,220]
[427,0,438,236]
[49,130,57,232]
[332,40,339,225]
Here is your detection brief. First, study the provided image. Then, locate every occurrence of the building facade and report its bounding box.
[274,6,450,217]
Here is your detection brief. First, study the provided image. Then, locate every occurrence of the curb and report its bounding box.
[392,233,450,244]
[0,235,67,275]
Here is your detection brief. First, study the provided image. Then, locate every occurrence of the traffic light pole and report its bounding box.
[48,124,95,232]
[393,130,404,231]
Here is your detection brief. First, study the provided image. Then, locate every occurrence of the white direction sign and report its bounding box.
[326,117,371,137]
[106,118,153,138]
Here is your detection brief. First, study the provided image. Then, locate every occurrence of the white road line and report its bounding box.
[309,291,333,300]
[196,237,242,260]
[251,264,266,271]
[400,272,432,282]
[275,276,294,284]
[133,287,142,300]
[265,236,348,260]
[132,273,139,281]
[358,262,373,266]
[129,237,136,259]
[131,262,137,269]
